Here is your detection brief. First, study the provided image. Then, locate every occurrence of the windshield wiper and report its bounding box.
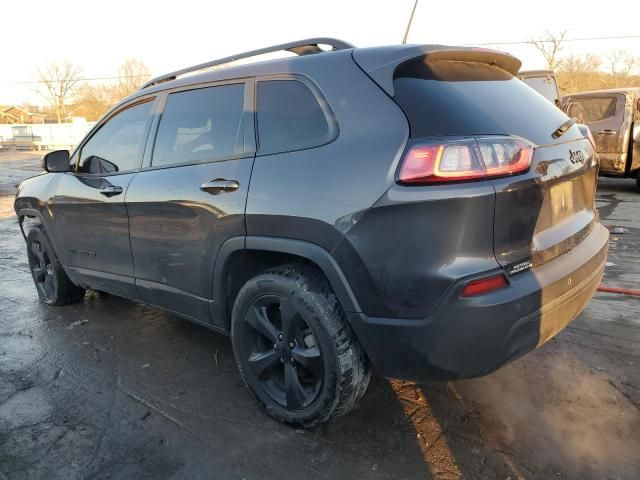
[551,117,577,139]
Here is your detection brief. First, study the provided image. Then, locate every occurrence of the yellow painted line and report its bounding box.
[390,380,462,480]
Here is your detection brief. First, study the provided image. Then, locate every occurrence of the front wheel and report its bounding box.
[231,264,370,427]
[26,226,85,306]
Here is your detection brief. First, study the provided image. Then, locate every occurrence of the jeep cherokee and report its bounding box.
[14,38,609,427]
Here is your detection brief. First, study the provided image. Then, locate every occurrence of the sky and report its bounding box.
[1,0,638,105]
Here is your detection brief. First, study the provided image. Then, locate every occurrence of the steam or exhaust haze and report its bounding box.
[457,353,640,478]
[1,0,638,104]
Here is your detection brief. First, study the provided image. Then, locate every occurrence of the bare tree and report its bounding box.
[72,83,116,121]
[556,51,640,93]
[70,59,152,121]
[607,50,637,87]
[112,59,151,100]
[36,62,82,123]
[559,53,602,91]
[529,31,567,70]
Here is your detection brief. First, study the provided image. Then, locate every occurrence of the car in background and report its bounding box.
[517,70,560,105]
[562,88,640,190]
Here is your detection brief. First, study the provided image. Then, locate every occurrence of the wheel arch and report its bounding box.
[15,207,45,242]
[211,236,361,330]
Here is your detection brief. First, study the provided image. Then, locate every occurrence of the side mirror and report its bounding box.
[42,150,71,173]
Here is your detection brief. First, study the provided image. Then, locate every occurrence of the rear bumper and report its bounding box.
[349,223,609,382]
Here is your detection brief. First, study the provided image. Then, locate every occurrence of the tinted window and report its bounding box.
[393,60,569,145]
[152,84,245,166]
[257,80,331,154]
[79,100,153,174]
[567,97,617,123]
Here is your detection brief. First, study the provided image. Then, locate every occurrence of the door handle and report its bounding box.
[596,130,616,135]
[100,185,123,197]
[200,179,239,194]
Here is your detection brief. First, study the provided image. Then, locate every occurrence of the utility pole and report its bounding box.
[402,0,419,44]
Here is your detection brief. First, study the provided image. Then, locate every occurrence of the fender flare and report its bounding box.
[15,207,46,242]
[211,236,362,329]
[15,207,76,280]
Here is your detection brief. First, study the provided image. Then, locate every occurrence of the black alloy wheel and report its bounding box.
[29,238,58,303]
[26,226,85,306]
[241,294,324,410]
[231,265,371,427]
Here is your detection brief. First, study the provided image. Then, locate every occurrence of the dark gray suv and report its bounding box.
[14,38,609,427]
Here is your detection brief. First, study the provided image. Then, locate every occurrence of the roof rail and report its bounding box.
[140,37,355,90]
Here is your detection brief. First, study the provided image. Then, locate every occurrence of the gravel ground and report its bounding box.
[0,153,639,480]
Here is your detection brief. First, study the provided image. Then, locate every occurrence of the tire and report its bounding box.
[231,264,370,427]
[636,172,640,192]
[26,226,85,306]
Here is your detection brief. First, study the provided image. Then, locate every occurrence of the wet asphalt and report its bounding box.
[0,152,639,480]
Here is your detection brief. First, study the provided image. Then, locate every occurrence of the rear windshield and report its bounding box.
[567,96,617,123]
[393,60,569,145]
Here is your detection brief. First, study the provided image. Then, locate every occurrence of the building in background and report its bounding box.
[0,106,46,124]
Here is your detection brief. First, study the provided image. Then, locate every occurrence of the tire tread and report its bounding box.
[27,226,85,306]
[232,263,370,427]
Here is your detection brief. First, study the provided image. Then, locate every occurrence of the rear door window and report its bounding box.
[257,79,334,154]
[567,97,617,124]
[393,60,569,146]
[152,84,245,166]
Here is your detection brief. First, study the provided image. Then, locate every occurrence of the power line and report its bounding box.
[0,74,150,86]
[472,34,640,46]
[2,34,640,86]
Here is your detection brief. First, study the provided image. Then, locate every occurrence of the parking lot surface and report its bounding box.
[1,153,639,479]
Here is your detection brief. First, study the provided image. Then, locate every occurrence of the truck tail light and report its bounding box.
[398,137,533,184]
[461,274,508,297]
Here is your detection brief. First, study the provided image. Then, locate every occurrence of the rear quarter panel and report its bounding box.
[333,182,498,319]
[245,51,409,252]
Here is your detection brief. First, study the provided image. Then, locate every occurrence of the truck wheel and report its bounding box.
[26,226,85,306]
[231,264,370,427]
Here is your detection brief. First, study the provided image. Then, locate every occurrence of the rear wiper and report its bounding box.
[551,117,577,139]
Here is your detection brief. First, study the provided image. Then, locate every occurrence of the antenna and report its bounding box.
[402,0,419,44]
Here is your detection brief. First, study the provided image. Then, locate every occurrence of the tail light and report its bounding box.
[461,274,508,297]
[399,137,533,184]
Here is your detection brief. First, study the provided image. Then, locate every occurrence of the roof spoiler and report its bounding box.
[353,45,522,96]
[140,38,355,90]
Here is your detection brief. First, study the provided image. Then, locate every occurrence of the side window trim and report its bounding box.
[241,77,257,154]
[140,93,168,169]
[73,96,157,176]
[254,73,339,157]
[141,79,255,171]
